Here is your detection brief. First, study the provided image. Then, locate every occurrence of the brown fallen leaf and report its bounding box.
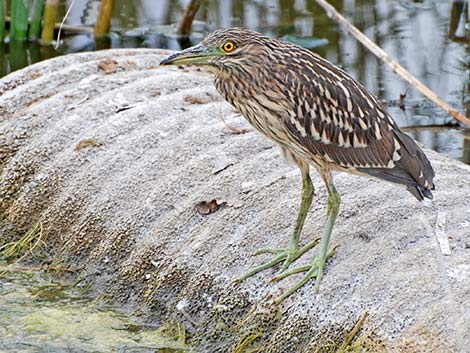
[195,199,227,215]
[209,199,219,212]
[75,139,104,151]
[183,95,212,105]
[98,59,118,74]
[30,72,42,79]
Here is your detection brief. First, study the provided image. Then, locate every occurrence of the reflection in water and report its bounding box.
[0,0,469,163]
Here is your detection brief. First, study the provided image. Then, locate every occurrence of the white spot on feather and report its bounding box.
[338,131,345,146]
[321,129,331,144]
[344,119,353,132]
[304,101,310,113]
[338,81,350,97]
[311,122,321,139]
[393,150,401,161]
[393,138,401,151]
[374,122,382,139]
[358,106,365,118]
[347,98,353,112]
[353,134,367,148]
[294,119,307,137]
[325,88,331,100]
[324,152,334,162]
[358,118,368,130]
[343,134,351,148]
[319,108,329,123]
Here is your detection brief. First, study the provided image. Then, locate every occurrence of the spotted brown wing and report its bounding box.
[275,49,434,200]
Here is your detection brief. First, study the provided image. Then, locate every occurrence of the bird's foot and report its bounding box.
[273,246,337,305]
[234,238,320,284]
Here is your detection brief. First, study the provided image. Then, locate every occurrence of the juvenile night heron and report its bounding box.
[160,28,435,303]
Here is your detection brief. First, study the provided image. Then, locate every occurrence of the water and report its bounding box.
[0,265,188,352]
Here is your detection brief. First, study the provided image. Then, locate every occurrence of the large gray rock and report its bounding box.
[1,49,469,352]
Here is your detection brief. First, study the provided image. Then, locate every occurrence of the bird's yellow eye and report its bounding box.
[222,41,236,53]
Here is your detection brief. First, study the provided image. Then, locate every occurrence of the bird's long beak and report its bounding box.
[160,45,212,66]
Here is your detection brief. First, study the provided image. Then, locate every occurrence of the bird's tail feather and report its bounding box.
[359,132,435,201]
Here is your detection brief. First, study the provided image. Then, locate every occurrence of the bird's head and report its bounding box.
[160,27,272,73]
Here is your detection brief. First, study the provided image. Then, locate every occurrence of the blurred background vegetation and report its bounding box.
[0,0,468,164]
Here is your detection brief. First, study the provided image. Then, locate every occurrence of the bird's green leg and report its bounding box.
[234,166,316,283]
[273,172,340,305]
[278,168,316,272]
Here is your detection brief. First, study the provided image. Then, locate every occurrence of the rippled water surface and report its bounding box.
[0,265,188,352]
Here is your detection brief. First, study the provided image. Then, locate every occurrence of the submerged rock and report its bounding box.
[1,49,469,352]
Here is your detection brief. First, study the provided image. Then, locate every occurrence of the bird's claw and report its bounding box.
[273,246,338,304]
[276,238,320,275]
[252,248,284,256]
[271,265,312,282]
[235,238,320,284]
[273,245,337,282]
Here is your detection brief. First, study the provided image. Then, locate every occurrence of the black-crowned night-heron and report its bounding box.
[160,28,435,304]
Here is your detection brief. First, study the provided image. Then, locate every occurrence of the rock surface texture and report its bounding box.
[1,49,469,352]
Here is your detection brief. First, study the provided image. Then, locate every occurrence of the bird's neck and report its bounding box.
[214,62,271,104]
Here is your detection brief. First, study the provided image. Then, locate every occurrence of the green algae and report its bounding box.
[0,265,189,352]
[0,222,44,262]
